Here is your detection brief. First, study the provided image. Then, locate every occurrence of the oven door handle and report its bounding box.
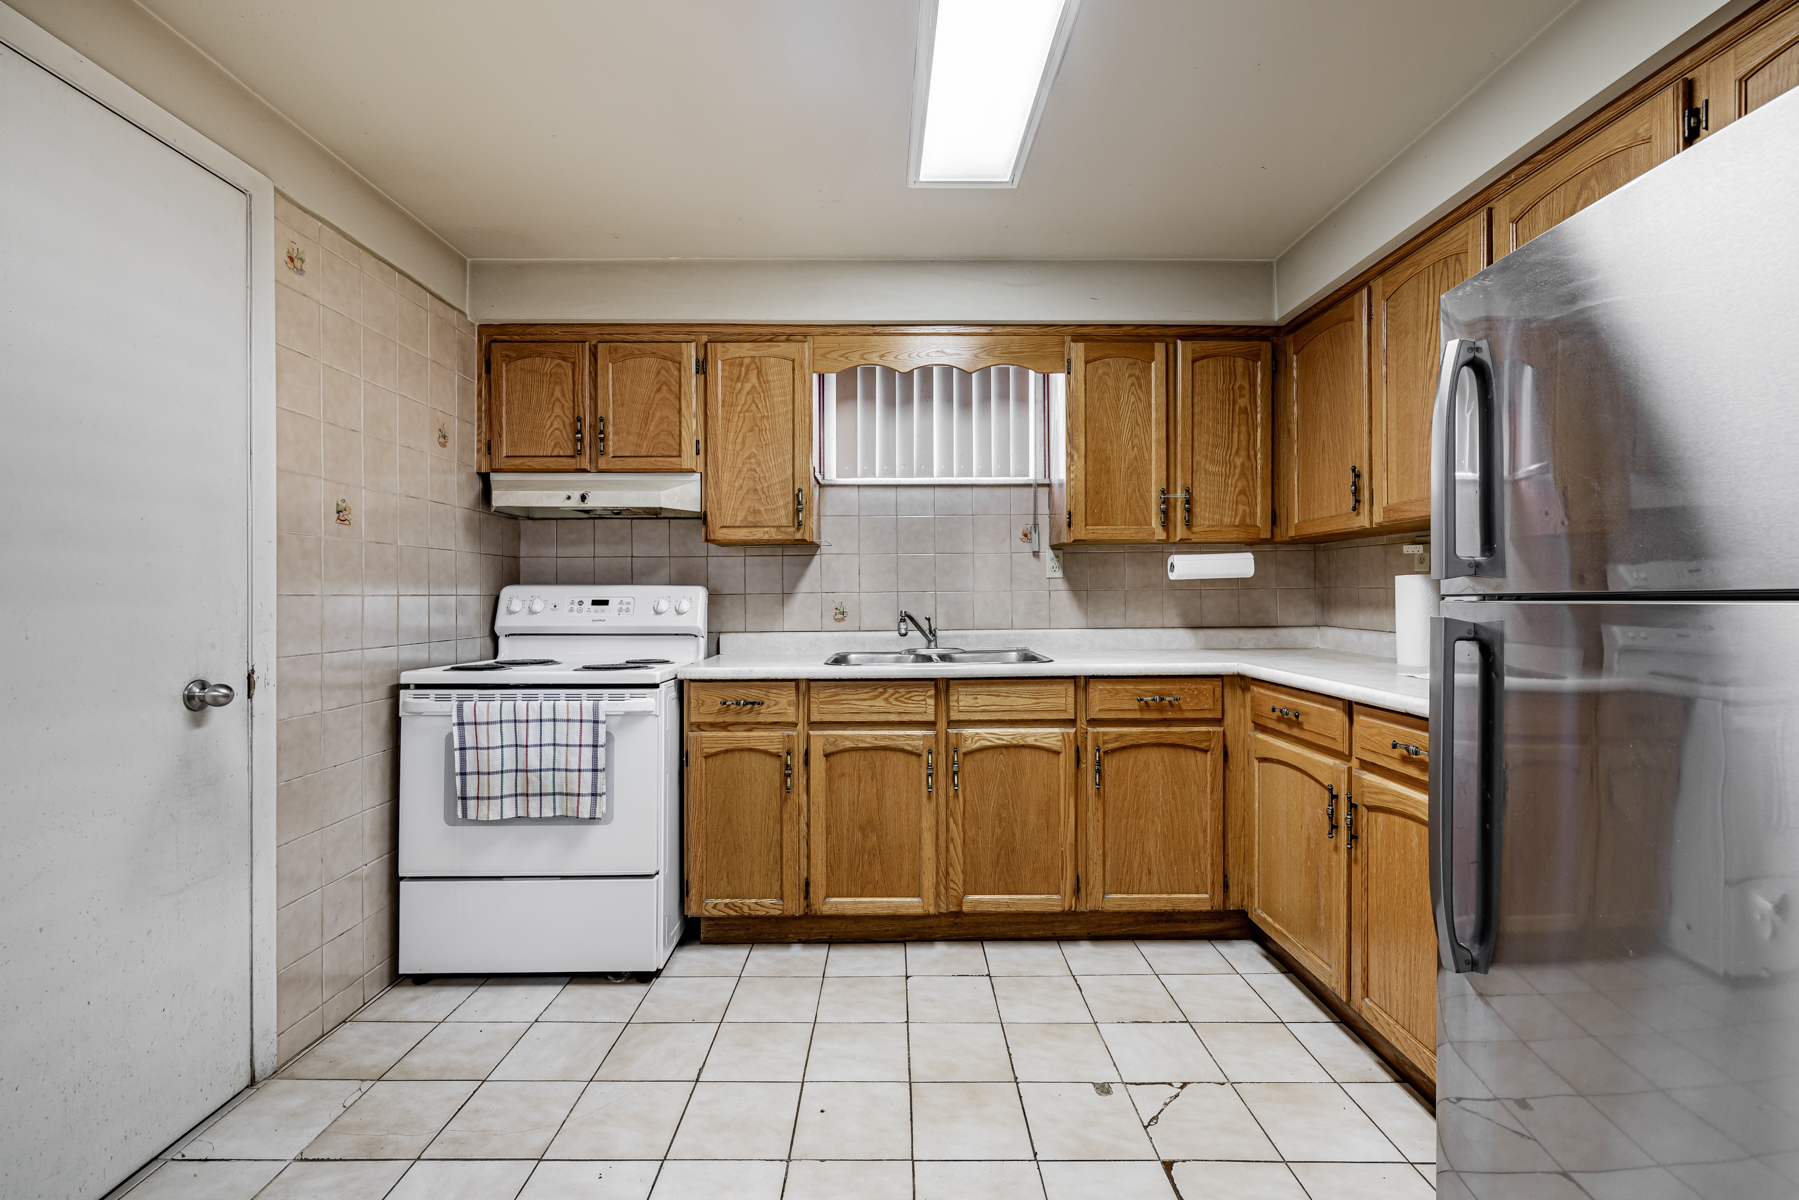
[400,696,659,717]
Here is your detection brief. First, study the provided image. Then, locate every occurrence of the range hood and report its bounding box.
[488,472,702,519]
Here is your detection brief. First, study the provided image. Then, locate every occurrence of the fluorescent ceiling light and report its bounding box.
[910,0,1080,187]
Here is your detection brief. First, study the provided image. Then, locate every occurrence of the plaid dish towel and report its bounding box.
[451,700,607,820]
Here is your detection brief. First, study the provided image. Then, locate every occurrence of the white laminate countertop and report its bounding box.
[679,634,1430,717]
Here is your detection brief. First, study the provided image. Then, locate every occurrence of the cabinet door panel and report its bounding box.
[1174,341,1271,541]
[809,731,936,915]
[949,730,1075,913]
[687,731,800,916]
[1693,5,1799,143]
[1251,731,1350,996]
[705,342,814,544]
[1282,291,1370,538]
[1370,214,1486,527]
[1349,770,1435,1074]
[1087,728,1222,911]
[599,342,695,471]
[490,341,590,471]
[1068,342,1166,543]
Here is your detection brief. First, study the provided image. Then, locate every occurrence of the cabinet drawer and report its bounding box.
[1085,677,1222,721]
[1250,682,1349,753]
[948,679,1074,722]
[810,681,937,723]
[688,681,799,725]
[1352,706,1429,782]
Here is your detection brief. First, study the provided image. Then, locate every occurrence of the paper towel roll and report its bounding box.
[1168,552,1256,580]
[1395,574,1438,667]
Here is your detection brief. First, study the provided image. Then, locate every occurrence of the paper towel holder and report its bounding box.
[1167,552,1256,581]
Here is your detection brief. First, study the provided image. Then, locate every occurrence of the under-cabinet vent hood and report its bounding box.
[488,472,701,519]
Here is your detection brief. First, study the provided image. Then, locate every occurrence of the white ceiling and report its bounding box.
[141,0,1573,262]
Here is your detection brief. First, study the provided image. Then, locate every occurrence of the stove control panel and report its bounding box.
[492,585,706,636]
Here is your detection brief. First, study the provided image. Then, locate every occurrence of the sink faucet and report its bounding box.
[897,609,938,649]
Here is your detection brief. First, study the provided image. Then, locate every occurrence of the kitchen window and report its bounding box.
[818,363,1056,484]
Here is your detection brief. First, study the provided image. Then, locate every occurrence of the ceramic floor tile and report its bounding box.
[387,1159,535,1200]
[782,1159,912,1200]
[595,1024,718,1081]
[633,977,738,1023]
[910,1022,1016,1081]
[1668,1159,1796,1199]
[1237,1083,1404,1162]
[491,1022,625,1080]
[1059,940,1152,975]
[805,1021,910,1081]
[1526,1036,1653,1095]
[983,941,1073,977]
[743,942,829,977]
[543,1080,694,1159]
[723,976,821,1023]
[541,980,651,1023]
[384,1022,529,1080]
[1288,1022,1398,1083]
[907,940,991,975]
[127,1161,285,1200]
[352,978,482,1022]
[257,1160,411,1200]
[823,942,906,976]
[666,1081,801,1159]
[1342,1082,1437,1163]
[911,1082,1035,1159]
[1244,972,1337,1022]
[992,976,1093,1023]
[698,1022,813,1081]
[788,1081,912,1159]
[646,1160,786,1200]
[1167,1160,1307,1200]
[1098,1023,1223,1083]
[1286,1161,1436,1199]
[1162,975,1281,1022]
[914,1160,1045,1200]
[1193,1023,1331,1082]
[1003,1023,1119,1082]
[1507,1093,1656,1172]
[1074,975,1183,1022]
[661,943,750,977]
[518,1159,660,1200]
[449,977,572,1022]
[909,975,1001,1022]
[1134,940,1233,975]
[300,1080,476,1159]
[1127,1083,1278,1160]
[279,1021,435,1078]
[1037,1161,1177,1199]
[1214,940,1287,974]
[1600,1088,1751,1165]
[422,1079,584,1158]
[176,1079,370,1159]
[815,975,908,1022]
[1018,1081,1158,1159]
[1490,993,1593,1041]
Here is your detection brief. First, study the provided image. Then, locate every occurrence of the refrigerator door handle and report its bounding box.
[1431,337,1504,579]
[1430,615,1506,973]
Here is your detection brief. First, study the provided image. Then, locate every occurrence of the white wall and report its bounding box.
[7,0,468,308]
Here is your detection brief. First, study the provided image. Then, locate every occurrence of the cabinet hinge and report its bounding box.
[246,666,257,699]
[486,439,492,456]
[1075,874,1081,895]
[804,878,810,900]
[804,748,810,766]
[1066,510,1072,530]
[1223,745,1228,764]
[1269,350,1278,375]
[1066,356,1072,374]
[682,878,690,898]
[695,439,701,456]
[682,749,688,767]
[1075,745,1080,767]
[1223,872,1229,893]
[700,510,707,525]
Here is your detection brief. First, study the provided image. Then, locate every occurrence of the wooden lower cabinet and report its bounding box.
[685,730,802,916]
[1348,769,1436,1074]
[947,730,1076,913]
[807,730,936,915]
[1086,728,1224,911]
[1249,730,1351,996]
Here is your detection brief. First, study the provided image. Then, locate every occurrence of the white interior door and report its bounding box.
[0,40,256,1200]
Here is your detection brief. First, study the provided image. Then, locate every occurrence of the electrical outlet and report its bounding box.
[1045,548,1064,578]
[1402,542,1430,572]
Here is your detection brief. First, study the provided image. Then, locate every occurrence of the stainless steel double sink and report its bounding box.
[821,648,1054,666]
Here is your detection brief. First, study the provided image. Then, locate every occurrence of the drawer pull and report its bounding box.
[1390,739,1428,758]
[1271,705,1302,719]
[1136,694,1182,704]
[718,699,765,707]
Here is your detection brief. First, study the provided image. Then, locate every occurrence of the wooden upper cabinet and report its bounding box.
[1369,214,1486,528]
[1085,728,1223,911]
[1065,341,1167,544]
[1281,290,1370,539]
[947,730,1076,913]
[1492,86,1679,259]
[807,731,936,915]
[704,341,815,545]
[1250,729,1351,997]
[596,342,696,472]
[685,730,802,916]
[1173,341,1272,542]
[1348,769,1436,1075]
[1692,3,1799,142]
[488,341,591,471]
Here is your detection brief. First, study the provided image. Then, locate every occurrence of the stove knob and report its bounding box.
[674,598,693,615]
[652,598,670,615]
[504,596,524,614]
[527,596,547,614]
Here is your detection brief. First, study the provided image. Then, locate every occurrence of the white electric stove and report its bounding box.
[396,583,706,974]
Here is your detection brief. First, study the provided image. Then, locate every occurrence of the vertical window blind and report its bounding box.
[818,364,1055,483]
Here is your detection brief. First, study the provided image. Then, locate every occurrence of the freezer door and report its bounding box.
[1433,597,1799,1197]
[1433,88,1799,594]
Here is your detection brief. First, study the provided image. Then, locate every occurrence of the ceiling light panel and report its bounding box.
[911,0,1080,188]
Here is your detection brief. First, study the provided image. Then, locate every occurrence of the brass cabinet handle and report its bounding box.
[1271,705,1302,719]
[719,699,765,707]
[1391,739,1428,758]
[1136,695,1182,704]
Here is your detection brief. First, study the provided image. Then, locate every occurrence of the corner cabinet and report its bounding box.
[703,341,816,545]
[1249,728,1351,996]
[1279,289,1370,539]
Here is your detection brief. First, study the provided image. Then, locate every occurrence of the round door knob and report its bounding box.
[505,597,523,614]
[674,598,692,615]
[183,679,235,711]
[528,596,547,614]
[652,598,670,615]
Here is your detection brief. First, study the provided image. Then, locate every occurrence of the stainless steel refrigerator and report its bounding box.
[1429,88,1799,1199]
